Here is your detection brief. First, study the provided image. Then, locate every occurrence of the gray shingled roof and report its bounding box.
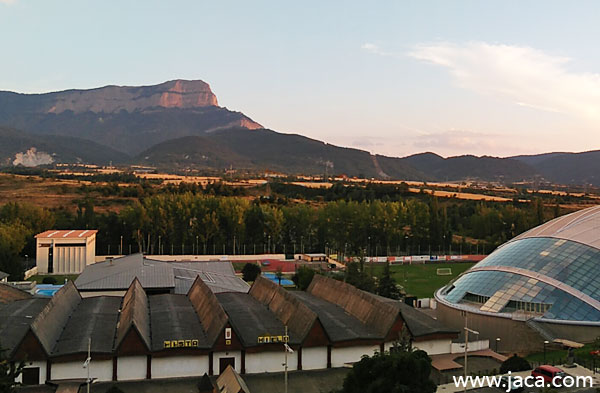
[149,294,211,351]
[0,282,32,304]
[75,254,249,294]
[249,277,317,342]
[187,277,229,346]
[53,296,121,356]
[0,271,9,281]
[30,281,82,355]
[0,298,50,356]
[216,292,300,346]
[291,291,380,342]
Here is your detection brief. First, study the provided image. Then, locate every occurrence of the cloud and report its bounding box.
[0,0,16,4]
[408,42,600,122]
[361,43,395,57]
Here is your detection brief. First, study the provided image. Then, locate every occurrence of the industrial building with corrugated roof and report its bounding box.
[74,253,250,296]
[1,273,458,386]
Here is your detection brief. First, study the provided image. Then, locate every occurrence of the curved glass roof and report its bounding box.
[439,236,600,322]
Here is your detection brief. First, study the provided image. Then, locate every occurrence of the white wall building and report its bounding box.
[35,230,97,274]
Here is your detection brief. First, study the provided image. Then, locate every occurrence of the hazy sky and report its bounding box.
[2,1,600,158]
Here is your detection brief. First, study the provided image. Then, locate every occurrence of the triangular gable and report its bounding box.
[12,328,48,361]
[115,278,151,352]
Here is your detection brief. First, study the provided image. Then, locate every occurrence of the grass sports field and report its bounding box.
[371,262,476,298]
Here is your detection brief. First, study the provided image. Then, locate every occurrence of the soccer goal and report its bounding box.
[436,267,452,276]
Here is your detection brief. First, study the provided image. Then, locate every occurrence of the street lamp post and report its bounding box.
[495,337,501,353]
[463,311,479,393]
[544,340,549,363]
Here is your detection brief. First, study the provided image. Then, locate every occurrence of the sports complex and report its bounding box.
[435,205,600,352]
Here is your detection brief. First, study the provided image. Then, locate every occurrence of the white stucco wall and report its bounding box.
[301,347,328,370]
[414,338,453,355]
[52,359,112,381]
[117,356,147,380]
[245,350,298,374]
[16,361,46,385]
[212,351,242,374]
[151,355,209,378]
[331,345,378,368]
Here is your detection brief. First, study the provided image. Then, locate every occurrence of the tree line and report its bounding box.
[0,191,557,279]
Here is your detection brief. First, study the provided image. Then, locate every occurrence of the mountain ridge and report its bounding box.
[0,80,598,185]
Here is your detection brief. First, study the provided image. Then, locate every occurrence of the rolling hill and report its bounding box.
[512,150,600,185]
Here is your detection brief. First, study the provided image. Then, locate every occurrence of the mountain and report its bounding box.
[0,80,261,155]
[138,128,429,178]
[512,150,600,185]
[0,127,128,166]
[2,79,599,185]
[137,128,538,182]
[403,153,538,182]
[0,80,218,114]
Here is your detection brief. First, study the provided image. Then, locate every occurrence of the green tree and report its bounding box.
[0,341,23,393]
[377,262,401,300]
[338,350,436,393]
[500,354,531,374]
[345,260,375,293]
[292,266,316,290]
[241,263,261,282]
[275,267,283,286]
[0,223,27,280]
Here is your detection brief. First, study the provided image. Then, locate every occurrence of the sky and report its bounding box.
[1,0,600,158]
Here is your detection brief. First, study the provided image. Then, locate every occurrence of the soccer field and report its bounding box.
[371,262,476,299]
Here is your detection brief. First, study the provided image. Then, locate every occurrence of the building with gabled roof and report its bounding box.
[75,254,249,296]
[0,272,458,387]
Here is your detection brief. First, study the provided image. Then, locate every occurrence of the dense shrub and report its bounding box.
[42,276,57,285]
[500,354,531,374]
[241,263,261,282]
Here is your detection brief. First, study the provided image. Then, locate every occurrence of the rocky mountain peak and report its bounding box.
[42,79,219,114]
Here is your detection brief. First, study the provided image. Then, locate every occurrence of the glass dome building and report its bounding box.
[435,206,600,352]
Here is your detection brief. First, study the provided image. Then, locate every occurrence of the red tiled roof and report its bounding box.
[35,230,98,239]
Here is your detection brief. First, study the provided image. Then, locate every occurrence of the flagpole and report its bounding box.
[87,337,91,393]
[284,325,288,393]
